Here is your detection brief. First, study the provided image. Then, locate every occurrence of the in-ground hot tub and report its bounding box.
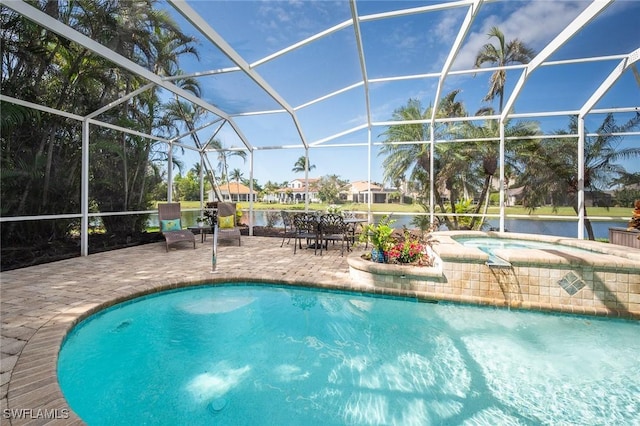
[348,231,640,318]
[435,231,640,318]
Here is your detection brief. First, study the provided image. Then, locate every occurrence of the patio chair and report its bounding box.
[293,213,320,255]
[319,213,350,256]
[158,203,196,252]
[217,202,241,246]
[280,210,296,247]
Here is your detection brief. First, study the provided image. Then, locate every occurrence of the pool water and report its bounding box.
[58,284,640,425]
[454,237,597,265]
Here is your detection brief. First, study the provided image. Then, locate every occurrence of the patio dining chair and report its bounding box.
[280,210,296,247]
[341,211,360,247]
[292,213,320,255]
[319,213,350,256]
[158,202,196,252]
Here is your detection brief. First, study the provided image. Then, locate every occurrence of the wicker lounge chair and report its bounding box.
[158,203,196,252]
[217,202,241,246]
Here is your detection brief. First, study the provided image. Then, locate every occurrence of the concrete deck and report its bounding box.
[1,236,358,425]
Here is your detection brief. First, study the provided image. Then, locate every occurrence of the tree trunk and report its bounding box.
[447,179,459,229]
[469,174,492,229]
[572,205,595,240]
[433,191,453,229]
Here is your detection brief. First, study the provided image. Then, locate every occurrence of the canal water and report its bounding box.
[239,210,627,240]
[173,210,627,241]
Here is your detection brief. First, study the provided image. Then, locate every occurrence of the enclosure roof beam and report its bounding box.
[579,48,640,118]
[3,0,253,152]
[251,19,352,68]
[360,0,475,22]
[170,118,225,145]
[0,94,169,143]
[86,119,169,143]
[349,0,372,129]
[430,0,482,123]
[168,0,309,150]
[162,67,240,81]
[310,124,369,147]
[86,83,155,120]
[1,95,84,122]
[501,0,614,121]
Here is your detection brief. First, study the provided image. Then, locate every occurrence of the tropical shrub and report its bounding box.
[386,230,434,266]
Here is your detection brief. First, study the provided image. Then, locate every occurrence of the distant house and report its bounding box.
[505,186,613,207]
[347,180,396,203]
[506,186,524,207]
[208,182,257,203]
[585,190,612,207]
[276,178,321,203]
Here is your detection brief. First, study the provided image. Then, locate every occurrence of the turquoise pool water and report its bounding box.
[58,284,640,425]
[454,236,597,265]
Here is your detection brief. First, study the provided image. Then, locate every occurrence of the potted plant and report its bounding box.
[360,215,395,263]
[196,216,206,228]
[386,229,435,266]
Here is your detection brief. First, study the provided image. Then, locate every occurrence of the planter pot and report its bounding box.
[198,222,205,228]
[371,248,386,263]
[609,227,640,249]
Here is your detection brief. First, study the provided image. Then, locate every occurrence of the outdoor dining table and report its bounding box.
[342,217,368,246]
[187,225,213,243]
[289,212,369,254]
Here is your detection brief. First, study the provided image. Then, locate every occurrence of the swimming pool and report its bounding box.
[58,283,640,425]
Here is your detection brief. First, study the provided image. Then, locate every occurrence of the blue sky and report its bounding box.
[161,0,640,187]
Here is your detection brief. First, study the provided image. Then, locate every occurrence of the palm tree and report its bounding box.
[474,27,535,112]
[292,155,315,173]
[1,0,198,238]
[210,139,247,201]
[472,28,536,228]
[190,163,202,176]
[462,108,540,229]
[230,168,244,201]
[518,113,640,239]
[380,93,472,229]
[163,97,225,201]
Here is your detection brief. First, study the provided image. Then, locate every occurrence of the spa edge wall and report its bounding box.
[347,232,640,319]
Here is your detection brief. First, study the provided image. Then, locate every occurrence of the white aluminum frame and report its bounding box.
[1,0,638,259]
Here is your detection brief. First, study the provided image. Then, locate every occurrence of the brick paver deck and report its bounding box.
[1,237,360,425]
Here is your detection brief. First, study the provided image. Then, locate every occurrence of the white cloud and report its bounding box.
[454,1,589,70]
[433,10,463,44]
[256,0,346,48]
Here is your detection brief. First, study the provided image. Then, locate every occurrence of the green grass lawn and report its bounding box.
[169,201,631,218]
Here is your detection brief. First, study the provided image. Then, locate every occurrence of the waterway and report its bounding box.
[171,210,627,241]
[237,210,627,240]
